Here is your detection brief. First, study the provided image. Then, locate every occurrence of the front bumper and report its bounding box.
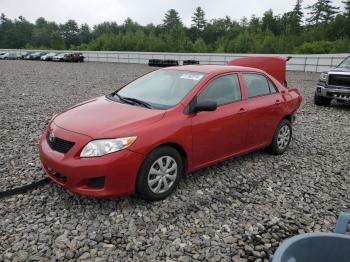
[39,123,145,198]
[316,85,350,101]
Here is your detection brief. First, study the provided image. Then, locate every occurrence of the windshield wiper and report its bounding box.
[121,97,153,109]
[111,93,135,105]
[109,92,153,108]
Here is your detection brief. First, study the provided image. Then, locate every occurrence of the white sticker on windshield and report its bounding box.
[180,73,204,81]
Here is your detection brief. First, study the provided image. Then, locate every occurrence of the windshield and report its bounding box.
[114,69,205,109]
[338,57,350,68]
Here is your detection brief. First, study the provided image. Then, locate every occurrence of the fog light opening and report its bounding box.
[88,177,105,189]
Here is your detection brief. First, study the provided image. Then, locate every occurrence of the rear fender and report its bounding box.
[282,87,303,115]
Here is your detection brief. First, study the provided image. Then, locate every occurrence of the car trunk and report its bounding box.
[228,56,291,86]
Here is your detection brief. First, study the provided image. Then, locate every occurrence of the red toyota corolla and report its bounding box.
[39,57,302,201]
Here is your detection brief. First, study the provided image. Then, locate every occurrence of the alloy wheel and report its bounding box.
[277,125,291,150]
[147,156,178,194]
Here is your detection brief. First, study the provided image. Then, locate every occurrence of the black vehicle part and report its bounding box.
[160,60,179,67]
[148,59,163,67]
[0,177,51,199]
[183,60,200,65]
[314,93,332,106]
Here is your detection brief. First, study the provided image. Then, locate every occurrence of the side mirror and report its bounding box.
[193,99,217,113]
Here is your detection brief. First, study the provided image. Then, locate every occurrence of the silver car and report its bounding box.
[41,52,57,61]
[52,53,68,62]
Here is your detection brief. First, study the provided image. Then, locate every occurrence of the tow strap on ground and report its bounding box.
[0,177,51,199]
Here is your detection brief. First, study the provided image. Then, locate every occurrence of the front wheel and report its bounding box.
[136,146,183,201]
[314,93,331,106]
[268,119,292,155]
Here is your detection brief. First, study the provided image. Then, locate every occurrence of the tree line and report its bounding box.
[1,0,350,54]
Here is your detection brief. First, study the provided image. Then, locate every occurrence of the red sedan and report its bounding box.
[39,57,302,201]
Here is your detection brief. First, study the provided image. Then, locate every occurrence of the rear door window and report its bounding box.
[243,74,275,98]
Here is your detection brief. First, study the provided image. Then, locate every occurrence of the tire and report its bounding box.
[268,119,292,155]
[136,146,183,201]
[314,93,331,106]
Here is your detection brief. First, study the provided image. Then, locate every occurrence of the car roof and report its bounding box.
[165,65,264,74]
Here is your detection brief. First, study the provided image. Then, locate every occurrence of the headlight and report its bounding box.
[80,136,137,158]
[320,72,328,82]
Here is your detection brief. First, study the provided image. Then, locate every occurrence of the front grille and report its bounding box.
[47,133,75,153]
[327,92,350,100]
[328,74,350,88]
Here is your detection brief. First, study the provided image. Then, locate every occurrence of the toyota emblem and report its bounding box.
[48,132,55,143]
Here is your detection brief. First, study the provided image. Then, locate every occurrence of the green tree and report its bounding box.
[306,0,339,25]
[261,9,282,35]
[32,17,52,47]
[291,0,304,30]
[0,16,34,48]
[228,30,253,53]
[163,24,189,52]
[240,16,248,27]
[51,31,65,49]
[193,37,207,52]
[294,0,304,19]
[343,0,350,17]
[93,22,119,38]
[191,7,206,31]
[338,0,350,37]
[14,16,34,48]
[282,0,304,35]
[255,31,278,53]
[123,18,141,32]
[294,40,333,53]
[79,23,92,44]
[0,13,7,23]
[248,15,261,33]
[163,9,182,31]
[203,16,237,46]
[60,19,80,48]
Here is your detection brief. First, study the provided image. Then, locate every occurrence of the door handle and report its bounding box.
[238,108,247,114]
[275,99,281,104]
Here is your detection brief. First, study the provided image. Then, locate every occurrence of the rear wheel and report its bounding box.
[314,93,331,106]
[268,119,292,155]
[136,146,183,201]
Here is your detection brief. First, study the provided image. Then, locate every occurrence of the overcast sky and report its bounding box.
[0,0,345,26]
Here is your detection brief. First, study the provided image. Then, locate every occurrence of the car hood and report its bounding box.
[53,96,166,138]
[328,67,350,73]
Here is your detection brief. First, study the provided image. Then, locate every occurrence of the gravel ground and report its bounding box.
[0,60,349,261]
